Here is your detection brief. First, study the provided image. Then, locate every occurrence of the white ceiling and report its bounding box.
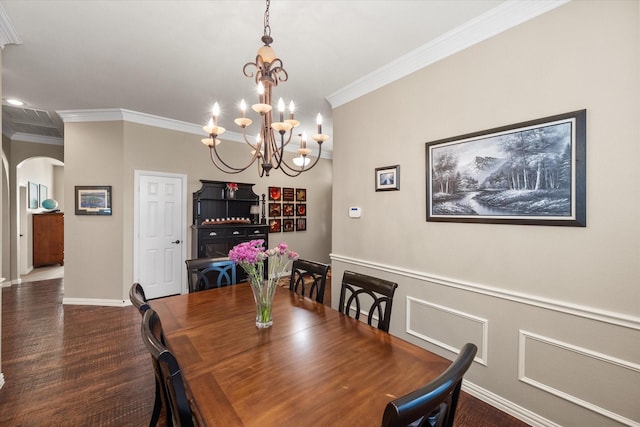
[0,0,564,153]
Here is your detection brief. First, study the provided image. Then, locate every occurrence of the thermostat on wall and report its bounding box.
[349,207,361,218]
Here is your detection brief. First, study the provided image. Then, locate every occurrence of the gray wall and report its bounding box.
[331,1,639,426]
[62,117,332,302]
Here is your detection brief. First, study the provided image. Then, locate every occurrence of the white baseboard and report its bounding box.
[463,380,561,427]
[62,298,128,307]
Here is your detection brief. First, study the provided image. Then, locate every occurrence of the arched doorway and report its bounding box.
[15,156,64,281]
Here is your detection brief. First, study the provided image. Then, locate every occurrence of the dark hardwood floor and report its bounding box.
[0,278,529,426]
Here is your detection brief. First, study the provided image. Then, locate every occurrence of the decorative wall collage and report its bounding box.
[268,187,307,233]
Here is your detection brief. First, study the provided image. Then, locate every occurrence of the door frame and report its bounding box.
[133,170,188,295]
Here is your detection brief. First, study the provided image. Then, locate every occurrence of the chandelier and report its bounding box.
[201,0,328,177]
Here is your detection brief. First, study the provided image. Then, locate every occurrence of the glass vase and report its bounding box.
[250,278,277,328]
[226,189,236,199]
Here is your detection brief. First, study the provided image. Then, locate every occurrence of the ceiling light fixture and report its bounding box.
[7,98,24,106]
[201,0,328,177]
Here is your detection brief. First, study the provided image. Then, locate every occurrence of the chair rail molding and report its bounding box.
[329,253,640,331]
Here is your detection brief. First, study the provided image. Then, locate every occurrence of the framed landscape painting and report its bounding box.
[425,110,586,226]
[75,185,112,215]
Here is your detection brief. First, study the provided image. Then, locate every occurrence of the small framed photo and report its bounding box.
[269,186,282,201]
[75,185,112,216]
[296,188,307,202]
[282,187,295,201]
[39,184,48,206]
[296,204,306,216]
[269,203,281,217]
[375,165,400,191]
[283,218,294,232]
[296,218,307,231]
[269,219,281,233]
[283,203,295,217]
[28,182,38,209]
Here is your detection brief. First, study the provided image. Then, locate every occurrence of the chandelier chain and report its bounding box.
[263,0,271,39]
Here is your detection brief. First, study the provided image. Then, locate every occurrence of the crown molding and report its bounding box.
[0,3,22,48]
[16,133,64,146]
[5,131,63,146]
[326,0,570,108]
[57,108,333,160]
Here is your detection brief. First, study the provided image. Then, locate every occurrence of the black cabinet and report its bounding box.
[191,180,268,282]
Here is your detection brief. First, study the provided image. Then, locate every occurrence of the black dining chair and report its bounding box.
[185,257,237,292]
[129,283,165,426]
[129,282,150,314]
[289,259,330,303]
[141,308,196,427]
[338,270,398,333]
[381,343,478,427]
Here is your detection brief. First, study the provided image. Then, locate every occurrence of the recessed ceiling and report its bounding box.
[1,1,564,152]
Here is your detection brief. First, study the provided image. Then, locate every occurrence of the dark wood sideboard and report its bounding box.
[33,212,64,267]
[191,180,268,282]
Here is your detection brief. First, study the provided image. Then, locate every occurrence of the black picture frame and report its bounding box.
[75,185,112,216]
[425,110,586,226]
[282,187,295,201]
[268,186,281,201]
[269,203,281,217]
[269,218,281,233]
[375,165,400,191]
[282,219,294,232]
[283,203,295,217]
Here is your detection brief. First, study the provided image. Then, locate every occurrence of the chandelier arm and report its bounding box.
[278,143,324,174]
[208,147,250,174]
[243,61,258,79]
[268,63,288,84]
[269,130,288,171]
[240,127,259,150]
[257,158,266,177]
[210,139,260,172]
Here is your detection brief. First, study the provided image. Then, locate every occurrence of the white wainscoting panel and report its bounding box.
[406,296,488,366]
[519,330,640,427]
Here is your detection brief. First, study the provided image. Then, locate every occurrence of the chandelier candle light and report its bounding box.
[201,0,329,177]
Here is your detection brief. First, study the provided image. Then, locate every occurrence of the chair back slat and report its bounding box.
[289,259,330,303]
[338,271,398,332]
[129,282,150,314]
[381,343,478,427]
[141,309,195,427]
[186,258,237,292]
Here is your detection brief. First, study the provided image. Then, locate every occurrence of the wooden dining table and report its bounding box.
[150,282,451,427]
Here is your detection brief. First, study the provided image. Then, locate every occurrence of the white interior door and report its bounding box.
[136,172,185,299]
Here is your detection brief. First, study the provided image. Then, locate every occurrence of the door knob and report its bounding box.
[171,240,181,244]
